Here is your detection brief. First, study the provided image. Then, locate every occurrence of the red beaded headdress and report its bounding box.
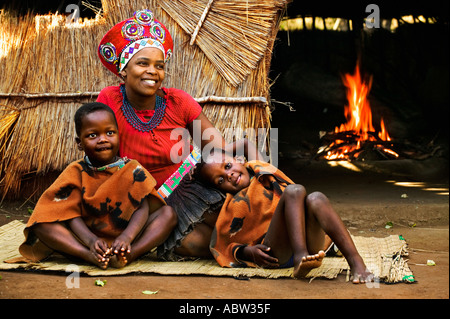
[98,9,173,77]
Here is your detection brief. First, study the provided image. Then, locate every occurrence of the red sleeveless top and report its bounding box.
[97,85,202,188]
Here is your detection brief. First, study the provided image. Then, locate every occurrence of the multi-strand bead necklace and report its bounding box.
[120,84,166,142]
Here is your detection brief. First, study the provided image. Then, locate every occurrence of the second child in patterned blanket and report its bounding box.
[193,148,374,283]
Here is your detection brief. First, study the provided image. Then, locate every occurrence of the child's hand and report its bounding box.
[89,238,111,262]
[111,234,132,256]
[242,245,279,268]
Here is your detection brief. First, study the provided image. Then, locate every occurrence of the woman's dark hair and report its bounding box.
[74,102,118,137]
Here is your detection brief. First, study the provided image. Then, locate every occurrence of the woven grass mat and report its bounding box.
[0,220,414,282]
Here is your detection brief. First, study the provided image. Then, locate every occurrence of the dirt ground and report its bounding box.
[0,158,448,304]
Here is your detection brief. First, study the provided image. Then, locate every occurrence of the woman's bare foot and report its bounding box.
[293,250,325,278]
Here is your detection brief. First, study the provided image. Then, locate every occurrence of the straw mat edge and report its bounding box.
[0,220,413,282]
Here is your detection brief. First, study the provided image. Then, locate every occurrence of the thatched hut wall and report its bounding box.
[0,0,288,200]
[0,12,115,199]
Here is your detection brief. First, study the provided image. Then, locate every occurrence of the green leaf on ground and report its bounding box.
[95,279,107,287]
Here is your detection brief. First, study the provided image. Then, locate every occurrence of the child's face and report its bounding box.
[76,110,119,167]
[202,152,251,194]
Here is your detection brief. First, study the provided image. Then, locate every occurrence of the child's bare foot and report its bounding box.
[293,250,325,278]
[109,253,128,268]
[87,253,109,269]
[351,266,374,284]
[348,256,374,284]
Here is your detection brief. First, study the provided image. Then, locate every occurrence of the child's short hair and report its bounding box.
[191,161,207,183]
[74,102,117,137]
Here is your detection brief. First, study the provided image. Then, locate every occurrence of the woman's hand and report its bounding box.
[226,138,265,162]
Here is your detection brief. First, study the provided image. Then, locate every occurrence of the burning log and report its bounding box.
[317,130,442,161]
[317,130,398,160]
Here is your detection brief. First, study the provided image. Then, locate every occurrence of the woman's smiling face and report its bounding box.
[119,47,166,98]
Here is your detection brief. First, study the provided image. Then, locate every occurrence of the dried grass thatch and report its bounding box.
[0,0,288,200]
[0,12,115,199]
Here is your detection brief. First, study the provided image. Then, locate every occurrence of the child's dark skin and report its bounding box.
[32,109,177,269]
[200,150,374,283]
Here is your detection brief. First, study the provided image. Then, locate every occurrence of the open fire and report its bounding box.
[318,64,399,161]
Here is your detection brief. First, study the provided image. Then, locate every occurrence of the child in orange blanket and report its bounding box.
[193,147,373,283]
[19,102,177,269]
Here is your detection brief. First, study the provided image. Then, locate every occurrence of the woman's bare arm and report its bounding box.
[188,113,264,162]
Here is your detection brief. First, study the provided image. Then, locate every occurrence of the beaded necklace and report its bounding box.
[84,156,128,172]
[120,84,166,142]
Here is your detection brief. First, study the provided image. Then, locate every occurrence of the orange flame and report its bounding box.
[325,65,397,160]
